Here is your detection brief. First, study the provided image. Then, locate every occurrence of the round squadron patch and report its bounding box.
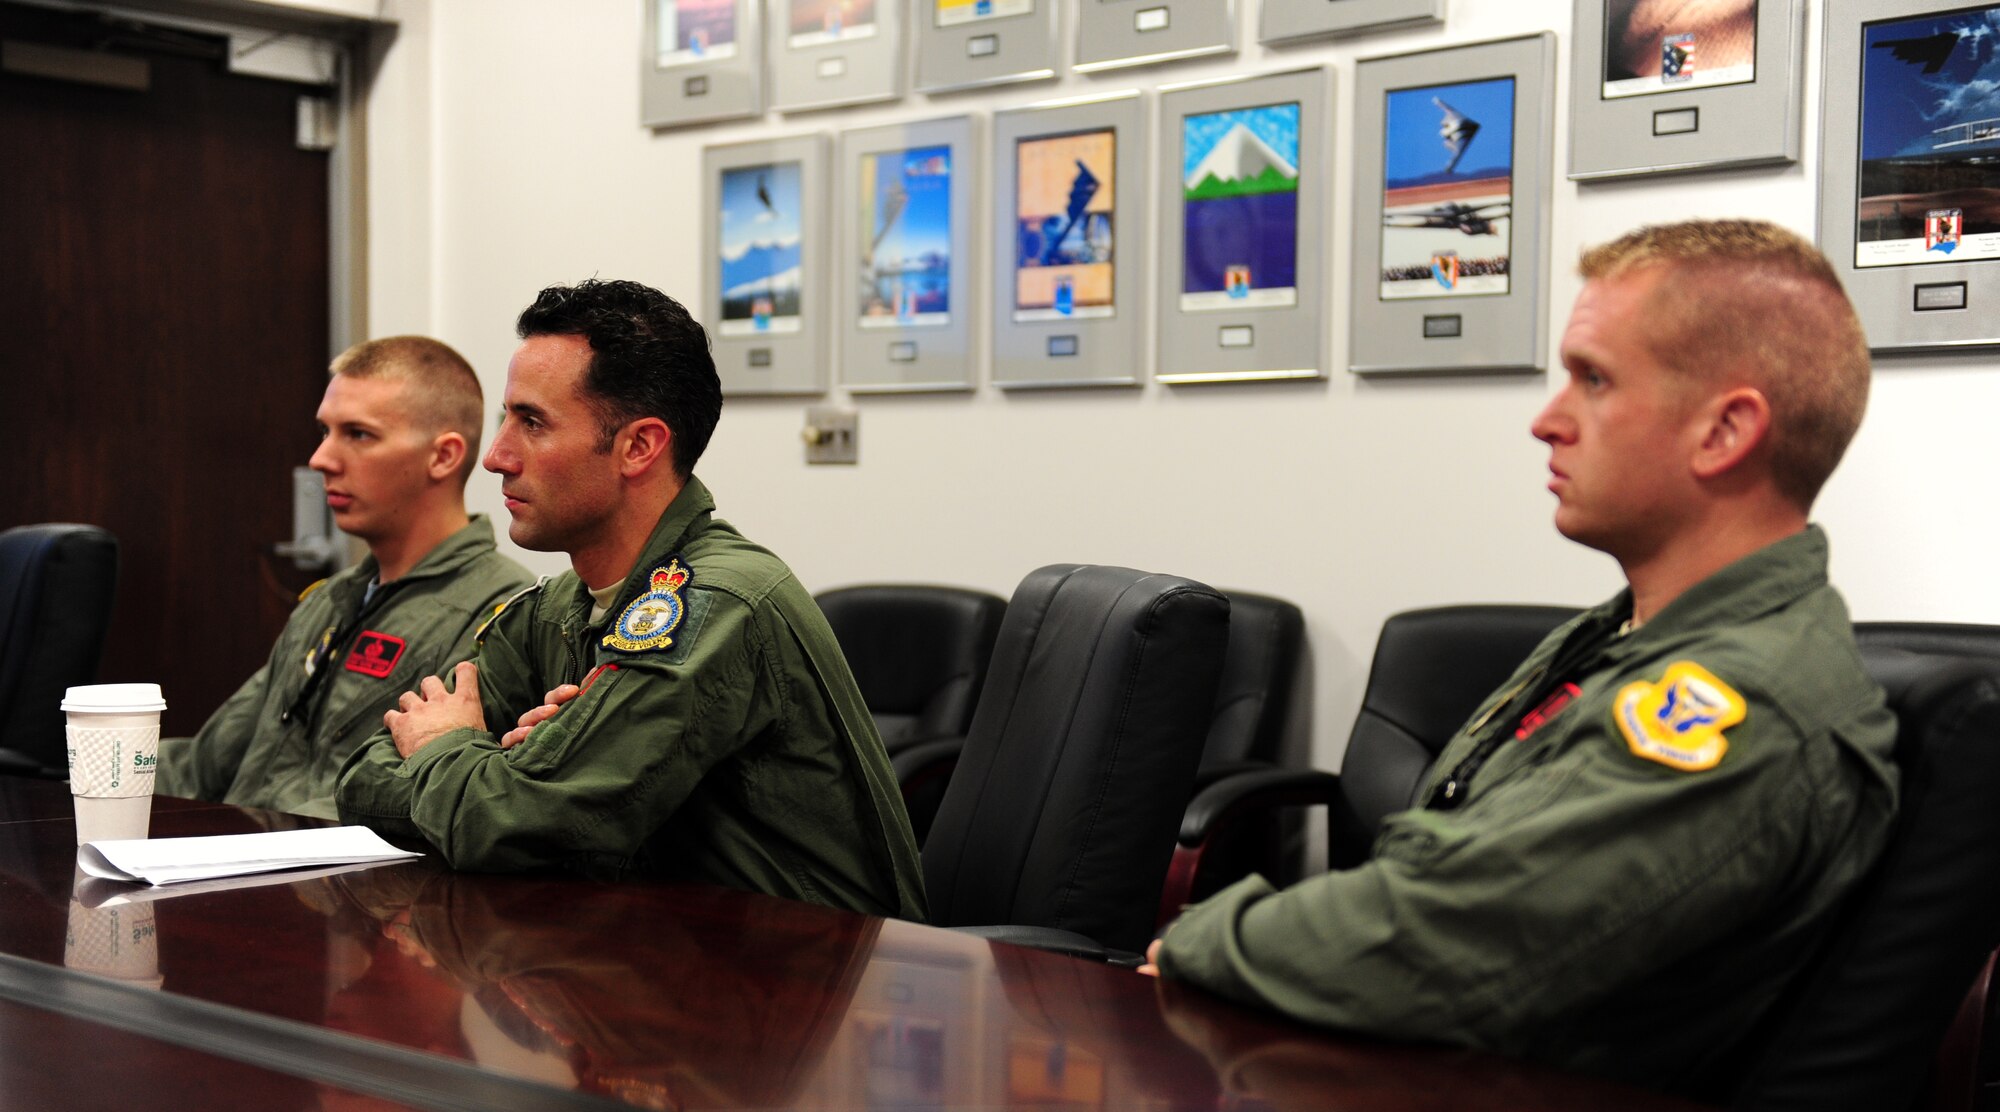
[1613,661,1746,772]
[603,558,693,654]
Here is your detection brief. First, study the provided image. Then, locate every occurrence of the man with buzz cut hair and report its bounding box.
[158,336,533,818]
[1144,219,1899,1101]
[335,280,927,923]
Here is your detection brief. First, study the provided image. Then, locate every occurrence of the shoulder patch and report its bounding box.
[1614,661,1746,772]
[476,577,548,646]
[603,557,692,654]
[298,578,328,603]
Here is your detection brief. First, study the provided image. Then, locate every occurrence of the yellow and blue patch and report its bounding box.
[1613,661,1746,772]
[603,557,693,654]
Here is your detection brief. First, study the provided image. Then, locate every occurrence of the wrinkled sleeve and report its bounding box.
[1157,691,1840,1042]
[156,665,271,801]
[338,592,767,873]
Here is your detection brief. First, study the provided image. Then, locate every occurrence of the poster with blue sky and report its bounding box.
[859,145,953,328]
[718,162,804,336]
[1181,102,1301,312]
[1379,76,1514,300]
[1856,5,2000,268]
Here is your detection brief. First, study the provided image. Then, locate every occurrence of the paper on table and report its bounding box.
[72,860,398,908]
[77,827,423,887]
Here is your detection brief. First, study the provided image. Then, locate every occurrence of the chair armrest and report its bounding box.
[950,924,1142,966]
[1160,768,1344,931]
[891,736,964,784]
[1190,759,1277,795]
[1179,768,1344,847]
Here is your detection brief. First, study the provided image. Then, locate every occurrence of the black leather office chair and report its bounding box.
[919,564,1228,959]
[1162,604,1577,920]
[0,524,120,779]
[1731,650,2000,1112]
[1181,590,1305,898]
[817,584,1008,847]
[1856,621,2000,664]
[814,584,1007,752]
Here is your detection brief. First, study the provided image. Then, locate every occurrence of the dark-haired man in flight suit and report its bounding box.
[336,280,926,922]
[1144,220,1899,1101]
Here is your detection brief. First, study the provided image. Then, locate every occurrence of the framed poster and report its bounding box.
[1350,34,1555,375]
[772,0,905,112]
[1821,0,2000,351]
[839,116,979,391]
[703,135,829,395]
[915,0,1060,93]
[1074,0,1237,74]
[991,91,1149,388]
[1156,68,1331,383]
[641,0,763,128]
[1569,0,1804,179]
[1260,0,1444,46]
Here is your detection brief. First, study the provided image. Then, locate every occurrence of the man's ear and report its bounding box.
[428,431,468,482]
[618,417,676,479]
[1690,387,1771,481]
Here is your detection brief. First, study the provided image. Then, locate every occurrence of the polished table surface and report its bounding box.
[0,779,1711,1111]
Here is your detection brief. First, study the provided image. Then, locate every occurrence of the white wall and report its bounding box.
[362,0,2000,771]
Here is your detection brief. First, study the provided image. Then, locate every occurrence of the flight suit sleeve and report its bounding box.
[155,664,272,801]
[338,588,768,873]
[1156,681,1862,1044]
[335,585,547,844]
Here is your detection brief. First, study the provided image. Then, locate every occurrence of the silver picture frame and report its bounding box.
[640,0,764,129]
[1260,0,1445,47]
[770,0,907,113]
[1155,67,1332,384]
[1074,0,1237,74]
[1349,32,1556,375]
[990,90,1149,389]
[839,115,981,392]
[702,134,830,396]
[1569,0,1804,181]
[914,0,1060,94]
[1821,0,2000,352]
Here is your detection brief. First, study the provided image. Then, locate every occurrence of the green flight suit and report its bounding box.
[1158,527,1898,1099]
[156,516,532,820]
[335,478,928,923]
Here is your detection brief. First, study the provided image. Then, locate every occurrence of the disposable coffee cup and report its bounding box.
[63,683,166,845]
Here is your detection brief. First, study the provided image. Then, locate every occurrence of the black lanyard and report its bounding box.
[281,579,397,726]
[1426,615,1620,811]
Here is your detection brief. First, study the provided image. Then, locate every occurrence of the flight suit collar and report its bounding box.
[546,478,718,632]
[1592,525,1829,665]
[346,514,502,593]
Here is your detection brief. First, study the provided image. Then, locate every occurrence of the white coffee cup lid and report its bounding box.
[62,683,167,713]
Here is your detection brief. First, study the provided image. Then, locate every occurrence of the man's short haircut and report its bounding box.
[513,279,722,480]
[329,336,484,484]
[1578,219,1872,511]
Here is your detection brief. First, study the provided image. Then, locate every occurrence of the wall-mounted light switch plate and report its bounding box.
[802,406,858,465]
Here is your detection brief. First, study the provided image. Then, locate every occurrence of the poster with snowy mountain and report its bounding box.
[718,162,805,336]
[1181,102,1301,312]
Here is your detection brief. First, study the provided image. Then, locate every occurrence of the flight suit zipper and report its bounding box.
[560,622,581,686]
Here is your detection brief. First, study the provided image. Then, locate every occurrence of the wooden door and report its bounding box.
[0,2,332,735]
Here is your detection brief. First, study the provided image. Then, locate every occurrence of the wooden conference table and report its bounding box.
[0,777,1708,1111]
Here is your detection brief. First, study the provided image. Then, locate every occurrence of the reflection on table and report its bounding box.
[0,779,1713,1110]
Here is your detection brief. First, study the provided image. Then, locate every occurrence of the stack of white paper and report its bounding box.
[77,827,423,887]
